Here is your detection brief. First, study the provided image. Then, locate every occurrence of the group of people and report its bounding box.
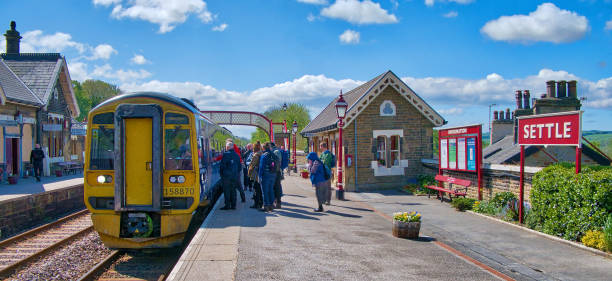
[219,139,289,212]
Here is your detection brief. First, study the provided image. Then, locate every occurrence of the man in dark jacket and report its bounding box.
[30,144,45,182]
[220,142,241,210]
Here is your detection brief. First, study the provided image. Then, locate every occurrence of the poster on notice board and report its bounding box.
[440,139,448,169]
[467,138,476,171]
[458,138,466,170]
[449,138,457,169]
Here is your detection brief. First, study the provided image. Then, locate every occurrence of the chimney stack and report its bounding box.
[523,90,530,109]
[567,80,577,99]
[3,21,21,54]
[515,90,523,109]
[493,110,499,120]
[546,80,556,98]
[505,108,510,120]
[556,80,567,98]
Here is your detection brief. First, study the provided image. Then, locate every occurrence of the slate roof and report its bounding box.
[302,72,386,135]
[483,135,611,166]
[0,60,43,106]
[1,53,63,103]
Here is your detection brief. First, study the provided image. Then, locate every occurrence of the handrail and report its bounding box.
[582,136,612,162]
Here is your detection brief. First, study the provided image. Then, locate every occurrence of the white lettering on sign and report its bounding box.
[522,122,573,139]
[447,128,467,135]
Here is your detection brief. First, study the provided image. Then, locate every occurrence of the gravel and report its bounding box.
[5,232,112,281]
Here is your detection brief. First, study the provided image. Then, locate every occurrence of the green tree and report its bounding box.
[250,103,311,149]
[72,81,91,121]
[72,79,121,121]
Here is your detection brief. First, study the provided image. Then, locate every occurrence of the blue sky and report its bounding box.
[1,0,611,138]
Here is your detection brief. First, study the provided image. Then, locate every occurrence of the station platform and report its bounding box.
[0,173,83,203]
[167,175,611,281]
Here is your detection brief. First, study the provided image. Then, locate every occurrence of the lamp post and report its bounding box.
[292,121,298,173]
[335,90,348,200]
[488,103,496,137]
[282,102,288,111]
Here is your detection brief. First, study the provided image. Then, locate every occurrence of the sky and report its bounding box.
[1,0,611,138]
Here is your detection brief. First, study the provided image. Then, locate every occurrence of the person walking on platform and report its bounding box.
[271,143,283,209]
[244,143,253,191]
[258,142,278,212]
[319,142,335,205]
[228,140,246,203]
[248,142,263,209]
[307,152,330,212]
[30,144,45,182]
[220,142,241,210]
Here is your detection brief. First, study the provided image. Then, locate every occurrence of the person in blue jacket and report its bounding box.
[258,142,278,212]
[307,152,330,212]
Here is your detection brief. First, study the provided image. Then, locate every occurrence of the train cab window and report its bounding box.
[90,126,114,170]
[165,129,193,170]
[92,112,114,124]
[165,113,189,124]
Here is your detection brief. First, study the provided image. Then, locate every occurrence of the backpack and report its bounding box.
[281,150,289,169]
[320,160,331,180]
[222,152,239,178]
[262,151,278,173]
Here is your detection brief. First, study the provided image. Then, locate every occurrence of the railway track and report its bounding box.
[0,209,93,278]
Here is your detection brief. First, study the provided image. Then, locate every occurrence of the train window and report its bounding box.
[165,129,193,170]
[90,126,114,170]
[92,112,114,124]
[165,113,189,124]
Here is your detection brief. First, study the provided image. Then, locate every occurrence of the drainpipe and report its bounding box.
[354,118,358,192]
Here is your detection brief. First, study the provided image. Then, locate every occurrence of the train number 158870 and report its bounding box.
[164,187,195,196]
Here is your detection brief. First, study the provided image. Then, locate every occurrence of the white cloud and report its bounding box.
[19,30,86,53]
[321,0,398,24]
[67,62,91,82]
[212,23,228,32]
[438,108,464,115]
[307,13,316,22]
[481,3,589,43]
[97,0,215,33]
[605,19,612,31]
[131,54,149,64]
[89,44,117,60]
[443,11,458,18]
[339,29,360,44]
[93,64,152,82]
[425,0,474,7]
[297,0,328,4]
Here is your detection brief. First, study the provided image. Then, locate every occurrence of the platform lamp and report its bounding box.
[292,121,298,173]
[335,90,348,200]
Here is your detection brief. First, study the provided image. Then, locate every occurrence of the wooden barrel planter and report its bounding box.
[392,220,420,239]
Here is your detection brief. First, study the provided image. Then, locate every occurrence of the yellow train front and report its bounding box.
[84,92,225,249]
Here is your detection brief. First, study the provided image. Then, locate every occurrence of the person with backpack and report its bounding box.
[307,152,330,212]
[244,143,253,191]
[248,142,263,209]
[220,142,241,210]
[258,142,278,212]
[271,143,283,209]
[319,142,335,205]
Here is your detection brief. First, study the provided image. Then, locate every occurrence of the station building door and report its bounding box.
[5,137,19,175]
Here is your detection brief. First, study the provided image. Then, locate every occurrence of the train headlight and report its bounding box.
[177,176,186,183]
[97,175,112,184]
[169,176,176,183]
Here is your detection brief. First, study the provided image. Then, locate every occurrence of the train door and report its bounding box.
[114,104,163,211]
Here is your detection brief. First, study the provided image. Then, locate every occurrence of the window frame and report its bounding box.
[376,136,386,167]
[389,135,401,168]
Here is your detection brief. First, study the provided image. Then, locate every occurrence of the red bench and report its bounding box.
[424,175,470,202]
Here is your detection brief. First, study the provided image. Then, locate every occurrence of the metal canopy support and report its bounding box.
[201,111,274,141]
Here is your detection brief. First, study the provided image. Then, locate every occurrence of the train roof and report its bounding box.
[92,92,201,114]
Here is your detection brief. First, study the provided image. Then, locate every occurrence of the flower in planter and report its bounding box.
[393,211,421,222]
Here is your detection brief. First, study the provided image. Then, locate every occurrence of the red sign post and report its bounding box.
[437,124,483,200]
[516,111,582,223]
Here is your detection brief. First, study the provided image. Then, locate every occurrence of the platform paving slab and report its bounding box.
[170,175,505,281]
[0,173,83,202]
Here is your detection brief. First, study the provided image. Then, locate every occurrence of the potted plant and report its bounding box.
[392,211,421,239]
[7,174,18,184]
[300,169,309,179]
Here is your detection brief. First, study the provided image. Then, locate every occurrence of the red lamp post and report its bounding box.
[335,90,348,200]
[292,121,298,173]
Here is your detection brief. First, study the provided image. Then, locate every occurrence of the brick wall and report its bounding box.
[0,184,84,239]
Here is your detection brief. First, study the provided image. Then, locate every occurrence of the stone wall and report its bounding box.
[422,160,540,202]
[0,184,84,239]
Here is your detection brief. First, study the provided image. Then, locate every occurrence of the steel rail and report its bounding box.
[0,225,94,278]
[0,208,89,248]
[76,250,122,281]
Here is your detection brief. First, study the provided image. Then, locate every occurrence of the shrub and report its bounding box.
[451,198,476,211]
[473,200,502,215]
[490,192,517,208]
[581,230,607,251]
[416,174,438,195]
[529,164,612,241]
[604,215,612,252]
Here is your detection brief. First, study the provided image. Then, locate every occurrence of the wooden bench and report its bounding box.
[424,175,470,202]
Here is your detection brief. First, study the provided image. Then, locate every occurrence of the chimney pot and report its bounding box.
[556,80,567,98]
[3,21,21,54]
[515,90,523,109]
[567,80,577,99]
[493,110,499,120]
[546,80,556,98]
[523,90,531,109]
[505,108,510,120]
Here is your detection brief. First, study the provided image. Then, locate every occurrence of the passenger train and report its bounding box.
[84,92,230,249]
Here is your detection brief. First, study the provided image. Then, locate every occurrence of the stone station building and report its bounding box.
[302,71,445,191]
